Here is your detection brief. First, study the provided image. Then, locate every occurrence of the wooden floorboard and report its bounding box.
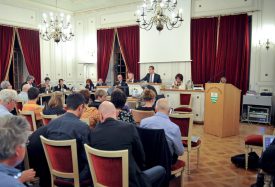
[169,123,274,187]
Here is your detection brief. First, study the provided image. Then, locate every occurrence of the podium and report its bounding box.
[204,83,241,137]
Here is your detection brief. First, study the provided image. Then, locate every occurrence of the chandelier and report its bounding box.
[136,0,183,31]
[38,0,74,43]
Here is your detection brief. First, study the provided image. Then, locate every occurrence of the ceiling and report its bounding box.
[28,0,140,12]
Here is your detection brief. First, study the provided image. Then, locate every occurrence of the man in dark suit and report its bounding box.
[90,101,165,187]
[140,66,162,83]
[53,79,69,91]
[21,75,36,90]
[96,78,107,87]
[114,74,129,96]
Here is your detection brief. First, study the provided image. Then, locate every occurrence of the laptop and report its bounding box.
[263,135,275,151]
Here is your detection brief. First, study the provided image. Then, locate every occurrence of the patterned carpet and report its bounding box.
[169,123,274,187]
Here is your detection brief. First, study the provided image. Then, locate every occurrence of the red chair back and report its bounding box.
[19,111,37,131]
[42,118,52,125]
[169,116,190,137]
[16,101,23,111]
[180,93,191,106]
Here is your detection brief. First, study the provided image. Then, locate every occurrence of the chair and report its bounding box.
[131,109,155,124]
[174,93,192,113]
[15,100,24,114]
[84,144,129,187]
[40,136,91,187]
[41,112,58,125]
[19,110,37,131]
[244,135,263,170]
[169,113,200,174]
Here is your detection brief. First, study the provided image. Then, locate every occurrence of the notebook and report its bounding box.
[263,135,275,151]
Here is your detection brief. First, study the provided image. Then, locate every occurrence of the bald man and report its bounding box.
[140,98,184,164]
[90,101,165,187]
[18,84,31,102]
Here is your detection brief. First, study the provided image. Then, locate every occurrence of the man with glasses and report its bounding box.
[140,65,162,83]
[0,89,18,117]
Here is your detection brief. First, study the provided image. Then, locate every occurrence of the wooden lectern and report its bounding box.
[204,83,241,137]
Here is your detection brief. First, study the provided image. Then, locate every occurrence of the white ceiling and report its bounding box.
[28,0,140,12]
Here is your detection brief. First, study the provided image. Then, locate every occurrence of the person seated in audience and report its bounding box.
[22,87,43,120]
[53,79,69,91]
[0,80,13,90]
[140,98,184,164]
[18,84,31,103]
[85,79,95,91]
[126,72,138,83]
[96,78,106,87]
[220,76,227,83]
[45,93,91,181]
[39,77,51,93]
[136,88,156,111]
[0,115,36,186]
[79,89,100,128]
[42,93,66,115]
[21,75,36,90]
[111,88,135,124]
[90,101,166,187]
[172,73,185,89]
[0,89,18,117]
[90,89,107,109]
[140,65,162,83]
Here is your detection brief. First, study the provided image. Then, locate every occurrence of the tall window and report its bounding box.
[113,36,127,80]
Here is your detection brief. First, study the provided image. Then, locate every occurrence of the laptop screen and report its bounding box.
[263,135,275,151]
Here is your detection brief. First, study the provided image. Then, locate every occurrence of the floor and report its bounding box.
[169,123,274,187]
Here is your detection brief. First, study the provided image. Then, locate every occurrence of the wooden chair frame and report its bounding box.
[84,144,129,187]
[15,100,25,114]
[40,112,58,125]
[169,113,200,174]
[40,136,80,187]
[81,118,90,126]
[19,110,37,131]
[131,109,155,124]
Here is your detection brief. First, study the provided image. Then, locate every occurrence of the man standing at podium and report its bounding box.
[141,66,162,83]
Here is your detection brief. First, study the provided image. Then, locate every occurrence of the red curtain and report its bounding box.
[191,18,218,84]
[117,26,140,80]
[0,25,15,81]
[215,14,250,94]
[17,28,41,84]
[97,29,115,81]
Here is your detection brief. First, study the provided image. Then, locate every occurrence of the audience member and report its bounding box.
[39,77,51,93]
[220,76,227,83]
[54,79,69,91]
[79,89,100,127]
[90,101,166,187]
[21,75,35,90]
[96,78,106,87]
[42,93,66,115]
[140,98,184,164]
[0,89,17,117]
[0,116,36,186]
[45,93,91,180]
[0,80,12,90]
[111,89,135,123]
[22,87,43,120]
[172,73,185,89]
[90,89,107,109]
[136,89,156,111]
[126,72,137,83]
[140,65,162,83]
[18,84,31,103]
[85,79,95,91]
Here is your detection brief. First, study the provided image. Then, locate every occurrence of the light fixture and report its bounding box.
[38,0,74,43]
[259,39,272,50]
[135,0,183,32]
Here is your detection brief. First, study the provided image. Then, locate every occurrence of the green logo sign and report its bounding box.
[210,92,218,103]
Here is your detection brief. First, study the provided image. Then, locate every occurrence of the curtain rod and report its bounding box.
[0,23,38,31]
[192,10,260,19]
[97,24,138,30]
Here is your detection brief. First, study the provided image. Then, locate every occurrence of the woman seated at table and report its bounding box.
[172,73,185,89]
[43,93,66,115]
[79,89,100,128]
[111,88,135,124]
[85,78,95,91]
[136,88,156,111]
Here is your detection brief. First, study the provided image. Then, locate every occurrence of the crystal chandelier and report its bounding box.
[38,0,74,43]
[136,0,183,32]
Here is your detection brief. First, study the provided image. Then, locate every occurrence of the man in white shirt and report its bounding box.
[0,89,18,117]
[18,84,30,103]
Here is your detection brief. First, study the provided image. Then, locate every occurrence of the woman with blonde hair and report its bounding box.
[136,88,156,111]
[43,93,66,115]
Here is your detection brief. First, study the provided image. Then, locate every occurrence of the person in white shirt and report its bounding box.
[18,84,30,103]
[172,73,185,89]
[0,89,18,117]
[126,72,137,83]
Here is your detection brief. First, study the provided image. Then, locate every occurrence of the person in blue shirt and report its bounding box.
[0,89,18,117]
[0,116,31,187]
[140,98,184,164]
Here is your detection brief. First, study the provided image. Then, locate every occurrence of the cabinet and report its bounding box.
[242,95,272,124]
